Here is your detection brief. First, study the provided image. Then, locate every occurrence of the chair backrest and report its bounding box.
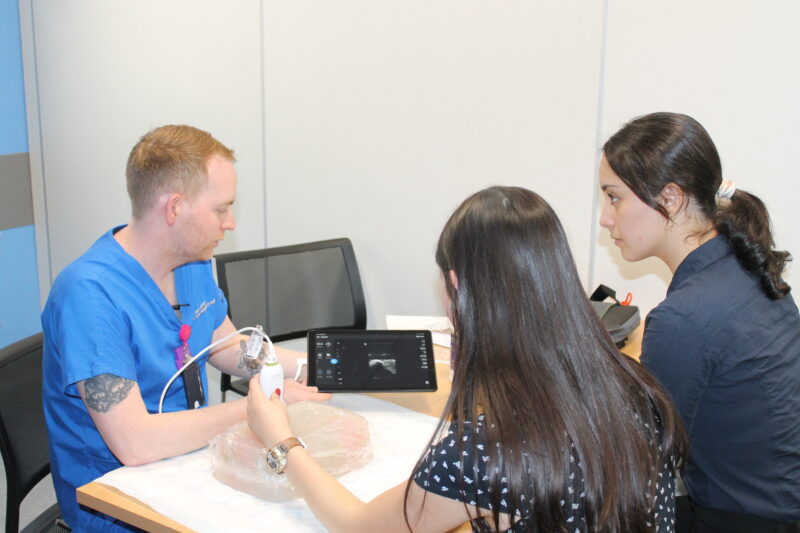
[0,332,50,533]
[214,238,367,342]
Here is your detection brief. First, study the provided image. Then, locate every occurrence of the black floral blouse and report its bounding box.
[413,416,676,532]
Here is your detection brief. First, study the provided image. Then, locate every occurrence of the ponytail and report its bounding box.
[716,190,791,299]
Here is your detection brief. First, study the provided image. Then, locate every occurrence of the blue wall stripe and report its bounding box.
[0,0,29,155]
[0,225,41,347]
[0,0,40,349]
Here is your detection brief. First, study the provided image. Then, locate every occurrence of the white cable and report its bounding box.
[158,326,270,413]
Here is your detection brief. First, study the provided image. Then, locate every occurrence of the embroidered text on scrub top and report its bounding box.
[194,299,217,320]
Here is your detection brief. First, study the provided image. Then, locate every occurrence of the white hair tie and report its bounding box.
[716,180,736,200]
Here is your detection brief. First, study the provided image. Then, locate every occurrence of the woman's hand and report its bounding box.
[246,375,293,446]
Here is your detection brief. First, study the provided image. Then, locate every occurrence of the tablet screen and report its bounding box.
[307,330,437,392]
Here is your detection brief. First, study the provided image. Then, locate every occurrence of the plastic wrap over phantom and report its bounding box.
[210,401,372,502]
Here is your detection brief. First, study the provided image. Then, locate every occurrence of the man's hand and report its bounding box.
[282,378,332,404]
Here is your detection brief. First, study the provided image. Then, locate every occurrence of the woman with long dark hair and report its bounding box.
[247,186,686,532]
[600,112,800,532]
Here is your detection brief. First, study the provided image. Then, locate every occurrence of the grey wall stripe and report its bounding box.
[0,152,33,230]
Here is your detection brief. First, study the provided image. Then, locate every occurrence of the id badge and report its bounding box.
[181,361,206,409]
[173,341,205,409]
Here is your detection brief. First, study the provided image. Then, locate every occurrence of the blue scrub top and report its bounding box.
[42,226,228,531]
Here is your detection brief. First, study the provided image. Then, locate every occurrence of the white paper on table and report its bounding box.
[96,395,440,533]
[385,315,453,348]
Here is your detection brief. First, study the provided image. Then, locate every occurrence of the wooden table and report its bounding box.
[77,327,642,532]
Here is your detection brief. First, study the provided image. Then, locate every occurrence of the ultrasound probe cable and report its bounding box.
[158,326,271,413]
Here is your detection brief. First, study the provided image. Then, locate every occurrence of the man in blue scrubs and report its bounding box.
[41,125,330,532]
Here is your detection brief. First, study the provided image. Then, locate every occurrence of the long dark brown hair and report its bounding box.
[406,186,686,532]
[603,112,791,299]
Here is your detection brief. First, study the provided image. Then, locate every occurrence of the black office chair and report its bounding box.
[0,333,70,533]
[215,238,367,399]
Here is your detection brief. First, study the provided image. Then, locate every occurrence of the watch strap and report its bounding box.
[276,436,306,455]
[266,436,306,474]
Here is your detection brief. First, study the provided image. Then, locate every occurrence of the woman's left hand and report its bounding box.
[246,375,293,447]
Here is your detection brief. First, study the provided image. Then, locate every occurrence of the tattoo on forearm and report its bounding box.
[83,374,135,413]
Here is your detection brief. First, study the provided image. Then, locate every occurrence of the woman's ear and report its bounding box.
[442,269,459,326]
[659,183,688,217]
[448,269,459,291]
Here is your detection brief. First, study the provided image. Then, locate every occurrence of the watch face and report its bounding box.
[266,448,286,473]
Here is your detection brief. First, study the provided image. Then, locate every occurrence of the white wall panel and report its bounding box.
[593,0,800,316]
[26,0,799,357]
[262,1,606,325]
[28,0,265,282]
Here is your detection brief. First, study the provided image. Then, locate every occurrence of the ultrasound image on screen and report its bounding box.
[309,330,436,392]
[368,356,397,379]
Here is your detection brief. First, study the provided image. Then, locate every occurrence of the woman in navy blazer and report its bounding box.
[599,112,800,533]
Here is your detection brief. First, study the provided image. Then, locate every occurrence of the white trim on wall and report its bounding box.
[18,0,51,306]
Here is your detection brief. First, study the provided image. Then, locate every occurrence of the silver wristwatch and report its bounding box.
[265,436,306,474]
